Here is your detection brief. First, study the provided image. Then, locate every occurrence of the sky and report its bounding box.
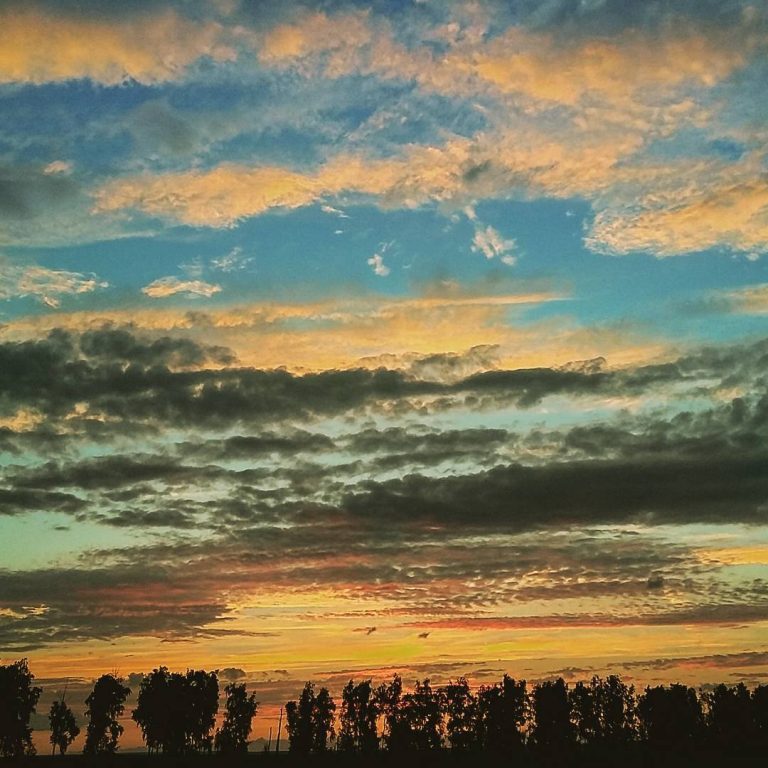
[1,0,768,750]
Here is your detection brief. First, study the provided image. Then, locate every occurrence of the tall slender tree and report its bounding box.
[0,659,42,758]
[443,677,479,751]
[476,675,528,753]
[215,683,258,754]
[638,684,703,749]
[338,679,380,753]
[399,679,444,751]
[49,698,80,755]
[377,675,410,753]
[570,675,636,745]
[704,682,754,748]
[132,667,218,755]
[531,678,573,751]
[286,682,315,755]
[286,683,335,754]
[311,687,336,752]
[83,674,131,755]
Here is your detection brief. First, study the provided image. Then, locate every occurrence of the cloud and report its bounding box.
[0,258,107,307]
[95,164,324,227]
[402,601,768,632]
[0,8,235,85]
[257,10,374,67]
[43,160,73,175]
[210,246,253,272]
[142,277,222,299]
[218,667,247,681]
[587,174,768,256]
[0,327,764,433]
[367,252,390,277]
[471,224,517,264]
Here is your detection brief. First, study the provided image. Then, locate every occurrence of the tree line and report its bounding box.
[2,658,768,759]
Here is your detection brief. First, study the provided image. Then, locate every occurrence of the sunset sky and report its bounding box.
[1,0,767,750]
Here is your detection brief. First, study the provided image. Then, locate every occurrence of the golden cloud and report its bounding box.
[588,177,768,256]
[0,8,235,84]
[0,288,668,373]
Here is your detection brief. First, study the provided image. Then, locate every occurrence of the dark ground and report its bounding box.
[5,747,768,768]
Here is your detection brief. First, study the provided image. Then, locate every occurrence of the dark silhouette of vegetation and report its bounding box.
[703,681,753,748]
[131,667,219,755]
[0,658,41,758]
[83,674,131,755]
[6,657,768,762]
[337,679,379,753]
[569,674,636,746]
[476,674,528,753]
[48,698,80,755]
[637,682,703,750]
[531,677,574,752]
[374,675,445,753]
[443,677,479,751]
[214,682,258,754]
[285,682,335,755]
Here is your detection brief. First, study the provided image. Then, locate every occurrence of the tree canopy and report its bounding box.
[83,674,131,755]
[0,659,41,758]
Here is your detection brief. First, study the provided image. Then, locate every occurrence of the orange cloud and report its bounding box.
[466,27,750,106]
[588,176,768,256]
[0,8,235,84]
[95,164,323,227]
[257,10,757,108]
[0,290,668,373]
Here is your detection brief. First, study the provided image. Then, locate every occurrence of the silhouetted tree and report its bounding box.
[0,659,42,758]
[186,669,219,753]
[704,682,754,749]
[570,675,636,745]
[532,678,574,751]
[84,674,131,754]
[338,679,380,753]
[638,684,702,750]
[132,667,218,755]
[377,675,410,753]
[49,698,80,755]
[286,683,314,755]
[754,684,768,744]
[443,677,479,751]
[214,683,258,754]
[285,682,335,754]
[312,687,336,752]
[399,679,444,751]
[132,668,170,754]
[476,675,528,753]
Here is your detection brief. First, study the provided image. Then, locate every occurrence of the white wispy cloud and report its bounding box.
[43,160,73,175]
[465,206,517,264]
[0,258,107,308]
[367,253,390,277]
[211,246,253,272]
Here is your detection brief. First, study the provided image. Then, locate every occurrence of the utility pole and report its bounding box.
[276,706,283,753]
[267,726,272,753]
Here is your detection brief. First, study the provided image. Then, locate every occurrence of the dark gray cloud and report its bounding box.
[0,165,78,220]
[621,651,768,672]
[0,488,85,516]
[2,329,768,651]
[341,452,768,530]
[2,329,766,431]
